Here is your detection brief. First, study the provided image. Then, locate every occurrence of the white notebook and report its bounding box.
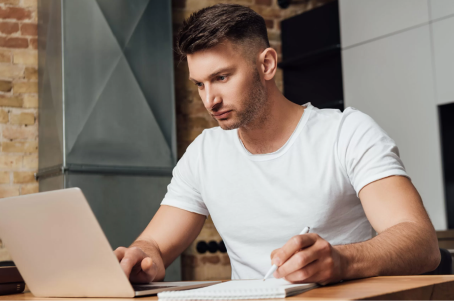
[157,279,318,300]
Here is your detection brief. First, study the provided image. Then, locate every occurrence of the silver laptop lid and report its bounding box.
[0,188,135,297]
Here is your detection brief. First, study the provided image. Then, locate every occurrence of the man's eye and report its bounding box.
[196,82,203,87]
[218,76,227,81]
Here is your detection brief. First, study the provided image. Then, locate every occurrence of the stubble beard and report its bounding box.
[217,69,268,131]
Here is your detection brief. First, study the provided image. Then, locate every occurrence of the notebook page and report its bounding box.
[158,279,316,300]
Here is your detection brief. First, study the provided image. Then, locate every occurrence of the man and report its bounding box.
[114,4,440,285]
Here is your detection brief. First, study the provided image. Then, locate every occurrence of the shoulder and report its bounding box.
[309,106,377,131]
[305,105,344,135]
[305,105,392,151]
[339,107,381,131]
[337,107,390,142]
[336,107,398,162]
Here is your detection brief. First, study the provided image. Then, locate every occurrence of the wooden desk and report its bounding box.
[0,275,452,300]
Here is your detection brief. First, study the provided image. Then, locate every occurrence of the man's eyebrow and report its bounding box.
[189,66,235,82]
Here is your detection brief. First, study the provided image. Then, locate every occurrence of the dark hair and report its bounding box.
[176,4,270,60]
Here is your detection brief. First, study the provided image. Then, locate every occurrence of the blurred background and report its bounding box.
[0,0,452,282]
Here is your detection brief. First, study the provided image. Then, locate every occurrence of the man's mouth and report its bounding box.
[213,110,232,119]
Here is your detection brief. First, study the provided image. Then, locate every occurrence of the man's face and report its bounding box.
[187,40,268,130]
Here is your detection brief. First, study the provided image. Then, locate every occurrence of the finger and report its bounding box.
[141,257,158,282]
[270,249,280,262]
[120,250,142,279]
[114,247,127,262]
[274,249,319,278]
[284,260,320,283]
[120,257,137,279]
[272,233,318,266]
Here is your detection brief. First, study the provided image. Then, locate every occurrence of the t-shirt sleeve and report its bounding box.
[337,108,410,196]
[160,133,209,217]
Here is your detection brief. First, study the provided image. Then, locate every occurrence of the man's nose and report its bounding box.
[203,85,222,110]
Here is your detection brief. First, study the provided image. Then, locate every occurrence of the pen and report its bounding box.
[262,226,311,281]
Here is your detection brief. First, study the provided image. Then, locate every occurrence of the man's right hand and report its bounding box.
[114,246,158,283]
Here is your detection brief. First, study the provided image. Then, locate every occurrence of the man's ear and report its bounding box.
[259,47,278,81]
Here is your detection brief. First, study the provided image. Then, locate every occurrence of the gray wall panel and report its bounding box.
[342,25,446,230]
[63,0,176,169]
[339,0,429,48]
[39,174,64,192]
[429,0,454,21]
[431,16,454,105]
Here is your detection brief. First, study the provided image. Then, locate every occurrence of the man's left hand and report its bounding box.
[270,233,344,285]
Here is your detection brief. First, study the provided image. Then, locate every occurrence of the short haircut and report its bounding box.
[176,4,270,61]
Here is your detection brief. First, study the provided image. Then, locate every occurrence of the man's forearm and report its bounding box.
[334,221,441,280]
[130,239,166,281]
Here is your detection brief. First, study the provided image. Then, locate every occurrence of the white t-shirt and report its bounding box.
[161,102,409,279]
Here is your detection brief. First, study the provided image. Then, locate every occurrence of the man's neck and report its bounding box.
[238,84,305,155]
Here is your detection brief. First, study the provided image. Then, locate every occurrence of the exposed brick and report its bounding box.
[181,254,198,268]
[206,0,253,5]
[0,96,22,107]
[0,154,21,168]
[22,94,37,107]
[275,67,283,92]
[24,67,37,79]
[0,22,18,34]
[270,41,281,55]
[2,140,37,152]
[22,0,37,8]
[0,64,23,78]
[200,255,221,265]
[13,51,37,65]
[0,171,9,184]
[0,0,20,5]
[0,36,28,48]
[264,19,273,29]
[255,0,272,5]
[3,125,37,140]
[0,109,8,123]
[0,50,11,63]
[13,81,37,93]
[21,183,38,195]
[22,153,37,168]
[280,6,308,19]
[0,80,12,92]
[0,185,19,198]
[248,5,282,19]
[187,116,212,128]
[178,0,206,11]
[172,10,193,24]
[267,30,280,42]
[0,81,12,93]
[29,37,37,49]
[13,171,35,183]
[0,7,32,21]
[20,23,36,36]
[10,112,34,125]
[221,254,231,265]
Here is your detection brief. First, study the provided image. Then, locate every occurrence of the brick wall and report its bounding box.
[172,0,334,280]
[0,0,38,262]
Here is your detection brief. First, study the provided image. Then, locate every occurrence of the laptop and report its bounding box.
[0,188,220,297]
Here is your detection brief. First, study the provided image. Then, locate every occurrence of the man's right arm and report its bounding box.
[114,205,206,283]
